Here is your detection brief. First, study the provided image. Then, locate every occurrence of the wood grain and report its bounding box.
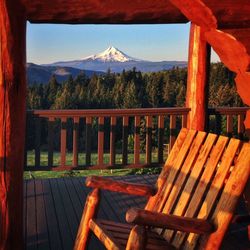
[74,189,100,250]
[185,23,210,131]
[86,176,156,197]
[126,225,146,250]
[200,142,250,250]
[0,1,26,249]
[183,138,241,249]
[171,135,229,247]
[146,128,189,211]
[126,208,214,234]
[165,133,217,241]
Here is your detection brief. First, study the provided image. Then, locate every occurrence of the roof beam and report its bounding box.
[20,0,188,24]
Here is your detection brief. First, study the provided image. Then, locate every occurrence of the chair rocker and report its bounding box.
[74,128,250,250]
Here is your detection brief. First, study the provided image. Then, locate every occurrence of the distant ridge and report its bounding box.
[26,63,103,85]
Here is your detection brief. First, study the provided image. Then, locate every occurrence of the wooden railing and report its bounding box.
[25,107,249,171]
[25,108,190,170]
[208,107,250,139]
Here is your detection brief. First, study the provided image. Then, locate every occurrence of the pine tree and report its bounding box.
[46,75,60,107]
[123,81,141,108]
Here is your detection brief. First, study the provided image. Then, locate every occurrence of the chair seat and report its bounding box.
[90,219,175,250]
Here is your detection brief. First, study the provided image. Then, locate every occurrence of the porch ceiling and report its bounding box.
[21,0,250,29]
[21,0,188,24]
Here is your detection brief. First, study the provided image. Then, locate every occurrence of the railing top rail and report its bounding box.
[208,107,250,115]
[27,107,191,118]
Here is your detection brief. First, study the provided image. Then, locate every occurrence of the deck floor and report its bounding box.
[24,175,249,250]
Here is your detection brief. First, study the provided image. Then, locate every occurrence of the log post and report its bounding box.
[0,1,26,249]
[74,188,100,250]
[186,23,211,131]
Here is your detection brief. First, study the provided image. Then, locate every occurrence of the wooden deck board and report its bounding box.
[24,175,249,250]
[26,180,37,250]
[48,179,73,249]
[42,179,63,250]
[35,179,50,250]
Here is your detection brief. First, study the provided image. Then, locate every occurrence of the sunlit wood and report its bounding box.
[74,188,100,250]
[186,23,211,130]
[77,130,250,249]
[86,176,156,197]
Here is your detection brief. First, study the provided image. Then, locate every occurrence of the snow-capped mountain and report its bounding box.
[82,46,141,62]
[41,46,187,74]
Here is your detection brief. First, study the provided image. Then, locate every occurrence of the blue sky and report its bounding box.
[27,22,219,64]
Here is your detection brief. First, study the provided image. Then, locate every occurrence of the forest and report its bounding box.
[27,62,243,110]
[26,62,244,152]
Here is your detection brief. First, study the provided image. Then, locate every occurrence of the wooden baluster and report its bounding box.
[146,116,152,164]
[238,114,245,140]
[85,117,92,166]
[182,114,188,128]
[169,115,177,151]
[134,116,140,165]
[60,117,67,167]
[35,116,41,168]
[48,117,55,168]
[110,117,116,166]
[98,117,104,166]
[158,115,164,164]
[122,116,129,165]
[226,115,233,137]
[73,117,79,168]
[24,114,30,168]
[215,114,222,135]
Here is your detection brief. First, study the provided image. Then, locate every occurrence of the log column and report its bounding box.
[0,1,26,249]
[186,23,211,131]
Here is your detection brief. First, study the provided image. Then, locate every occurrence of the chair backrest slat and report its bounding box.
[178,138,241,249]
[162,134,229,244]
[200,142,250,250]
[145,129,250,250]
[161,133,218,242]
[161,131,207,216]
[146,128,190,210]
[151,130,197,213]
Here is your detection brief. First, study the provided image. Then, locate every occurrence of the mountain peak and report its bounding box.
[82,46,140,62]
[106,46,118,51]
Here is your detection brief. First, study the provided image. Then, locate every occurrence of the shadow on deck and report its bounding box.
[24,175,249,250]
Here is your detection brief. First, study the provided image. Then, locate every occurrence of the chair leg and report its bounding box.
[126,225,146,250]
[74,188,100,250]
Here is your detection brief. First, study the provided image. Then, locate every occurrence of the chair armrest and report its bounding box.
[85,176,157,197]
[126,208,214,234]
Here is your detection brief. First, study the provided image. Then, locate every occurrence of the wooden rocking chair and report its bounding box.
[74,128,250,250]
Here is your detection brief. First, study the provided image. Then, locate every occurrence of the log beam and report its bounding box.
[0,1,26,249]
[186,22,211,131]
